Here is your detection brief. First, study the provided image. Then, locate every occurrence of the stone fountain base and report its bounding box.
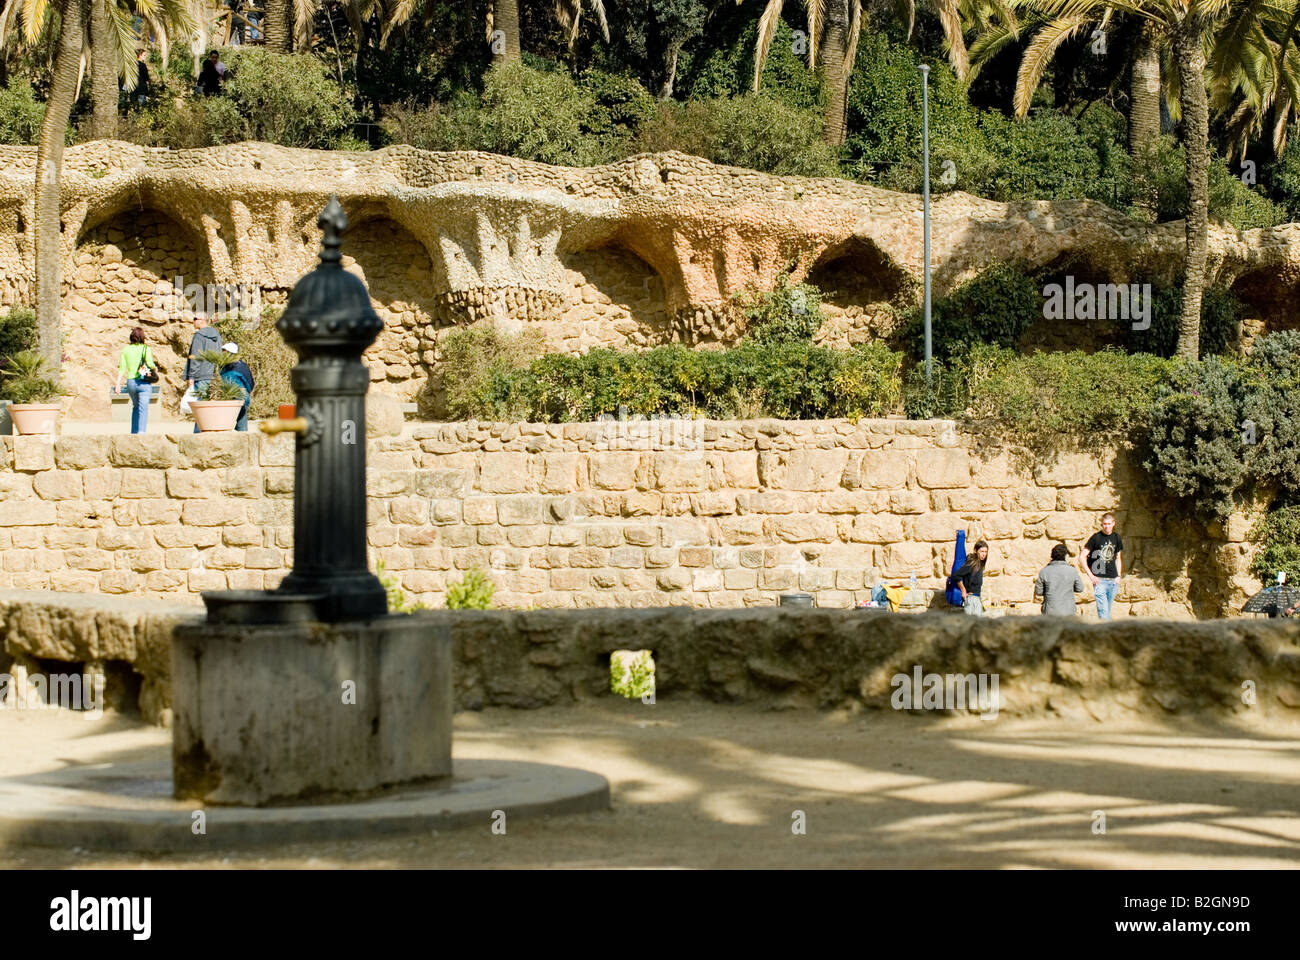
[0,757,610,852]
[172,614,453,806]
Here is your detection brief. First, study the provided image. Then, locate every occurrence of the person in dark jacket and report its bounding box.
[184,316,223,432]
[198,50,225,95]
[1035,543,1087,616]
[219,342,255,431]
[954,539,990,616]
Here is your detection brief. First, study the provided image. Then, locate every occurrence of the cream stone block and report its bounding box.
[0,502,55,526]
[691,492,736,515]
[180,500,244,526]
[33,471,82,500]
[1033,454,1101,488]
[652,454,708,492]
[497,495,545,526]
[882,541,936,576]
[589,453,640,490]
[541,454,581,493]
[120,469,165,498]
[914,449,970,489]
[462,498,497,524]
[13,437,55,472]
[848,514,904,543]
[479,453,530,493]
[166,469,222,499]
[889,490,928,514]
[855,450,912,490]
[54,436,111,469]
[1045,513,1096,542]
[772,515,838,543]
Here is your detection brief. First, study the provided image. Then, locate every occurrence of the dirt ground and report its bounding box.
[2,700,1299,869]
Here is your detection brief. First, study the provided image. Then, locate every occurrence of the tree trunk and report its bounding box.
[264,0,292,52]
[89,0,117,140]
[1129,22,1161,217]
[821,19,849,145]
[1173,17,1209,361]
[492,0,522,64]
[35,0,85,370]
[660,41,683,99]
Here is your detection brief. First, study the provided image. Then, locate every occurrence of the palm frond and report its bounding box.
[753,0,785,91]
[844,0,863,78]
[806,0,824,68]
[293,0,317,52]
[934,0,969,78]
[1014,14,1089,117]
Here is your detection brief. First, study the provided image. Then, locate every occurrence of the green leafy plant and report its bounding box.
[464,340,905,422]
[193,349,244,401]
[1142,357,1251,524]
[732,272,825,343]
[902,262,1043,361]
[216,305,292,418]
[376,560,427,613]
[1122,283,1243,358]
[1249,506,1300,587]
[610,650,655,700]
[0,77,45,146]
[0,350,62,404]
[446,568,495,610]
[0,307,37,363]
[437,326,545,420]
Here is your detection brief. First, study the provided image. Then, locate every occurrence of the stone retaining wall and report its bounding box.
[3,593,1297,727]
[0,419,1261,617]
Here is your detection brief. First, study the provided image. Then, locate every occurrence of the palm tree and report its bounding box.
[4,0,197,141]
[740,0,970,145]
[485,0,608,65]
[33,0,85,369]
[263,0,291,49]
[983,0,1300,359]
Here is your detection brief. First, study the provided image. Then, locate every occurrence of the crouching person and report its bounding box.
[1035,543,1087,616]
[219,342,255,431]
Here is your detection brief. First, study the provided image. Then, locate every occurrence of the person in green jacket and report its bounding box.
[114,327,158,434]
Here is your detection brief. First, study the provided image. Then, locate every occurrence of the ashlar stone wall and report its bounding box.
[0,419,1259,618]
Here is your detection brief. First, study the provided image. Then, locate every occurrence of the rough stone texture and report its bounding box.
[172,614,452,806]
[5,594,1298,724]
[2,144,1297,419]
[0,420,1265,616]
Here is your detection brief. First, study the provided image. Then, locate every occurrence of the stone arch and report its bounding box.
[341,212,439,402]
[557,243,672,352]
[65,205,211,420]
[1226,267,1298,349]
[805,238,915,347]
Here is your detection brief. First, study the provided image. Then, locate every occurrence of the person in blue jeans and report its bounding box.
[1081,513,1124,620]
[113,327,158,434]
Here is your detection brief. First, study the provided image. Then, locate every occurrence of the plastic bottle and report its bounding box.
[910,571,918,590]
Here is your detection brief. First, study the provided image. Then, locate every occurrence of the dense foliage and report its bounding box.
[447,339,904,422]
[1249,507,1300,585]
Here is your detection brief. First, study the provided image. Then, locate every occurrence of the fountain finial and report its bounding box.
[318,195,348,266]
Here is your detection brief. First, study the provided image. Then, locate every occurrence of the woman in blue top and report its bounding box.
[114,327,158,434]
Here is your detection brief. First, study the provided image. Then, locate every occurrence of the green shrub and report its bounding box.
[610,649,655,700]
[0,78,44,145]
[376,559,427,613]
[732,273,824,343]
[1249,506,1300,586]
[578,68,658,146]
[216,49,357,149]
[1121,283,1242,358]
[903,262,1043,361]
[1240,331,1300,496]
[215,306,293,419]
[686,17,824,112]
[0,307,38,362]
[950,345,1175,455]
[475,62,614,165]
[631,94,839,177]
[1142,356,1251,523]
[467,341,904,422]
[1136,137,1286,229]
[437,326,545,421]
[446,568,495,610]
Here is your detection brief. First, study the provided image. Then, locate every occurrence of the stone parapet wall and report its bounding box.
[3,594,1298,726]
[0,419,1260,617]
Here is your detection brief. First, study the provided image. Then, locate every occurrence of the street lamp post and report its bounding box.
[919,63,932,388]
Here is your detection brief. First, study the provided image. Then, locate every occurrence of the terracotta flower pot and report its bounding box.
[9,402,61,436]
[190,399,244,432]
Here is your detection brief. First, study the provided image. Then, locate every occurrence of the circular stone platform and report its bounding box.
[0,758,609,852]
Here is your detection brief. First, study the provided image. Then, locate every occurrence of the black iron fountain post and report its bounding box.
[263,196,387,621]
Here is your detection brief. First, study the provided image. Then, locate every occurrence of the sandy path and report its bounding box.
[2,701,1298,869]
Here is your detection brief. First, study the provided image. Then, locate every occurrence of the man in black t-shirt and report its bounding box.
[1081,513,1124,621]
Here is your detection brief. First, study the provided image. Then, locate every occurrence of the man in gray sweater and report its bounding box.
[1034,543,1088,616]
[183,316,224,433]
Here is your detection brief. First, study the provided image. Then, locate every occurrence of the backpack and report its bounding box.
[945,529,967,606]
